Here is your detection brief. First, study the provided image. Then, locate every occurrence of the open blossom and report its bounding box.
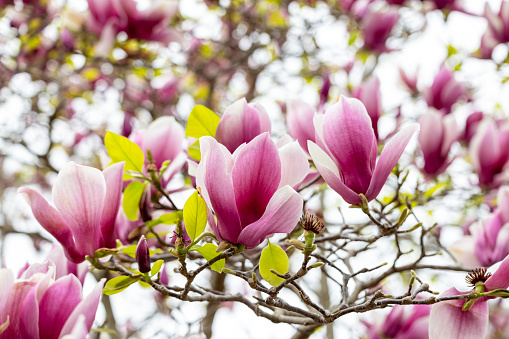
[18,161,124,263]
[469,120,509,187]
[418,110,459,176]
[462,111,483,144]
[308,97,419,205]
[196,133,308,248]
[424,67,465,114]
[286,100,318,153]
[215,98,271,153]
[429,255,509,339]
[0,260,104,338]
[352,77,383,140]
[363,304,430,339]
[480,2,509,59]
[87,0,179,55]
[361,9,398,53]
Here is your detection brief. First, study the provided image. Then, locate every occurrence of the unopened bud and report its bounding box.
[136,235,151,273]
[309,262,325,269]
[287,239,306,250]
[221,268,236,275]
[139,185,152,222]
[396,208,409,227]
[359,194,369,213]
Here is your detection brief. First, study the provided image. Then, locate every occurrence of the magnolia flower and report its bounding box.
[424,67,465,114]
[418,110,459,176]
[450,187,509,268]
[0,260,104,338]
[352,77,383,140]
[469,120,509,188]
[363,304,430,339]
[480,2,509,59]
[215,98,271,153]
[286,100,318,153]
[399,68,418,94]
[361,9,399,53]
[462,112,483,144]
[308,97,419,205]
[136,236,150,273]
[87,0,179,55]
[18,161,124,263]
[429,255,509,339]
[196,133,308,248]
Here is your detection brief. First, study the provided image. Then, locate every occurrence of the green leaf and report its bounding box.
[183,191,207,241]
[188,140,201,162]
[104,131,145,179]
[259,241,289,286]
[159,211,183,224]
[123,181,145,221]
[185,105,220,139]
[138,280,151,288]
[151,259,164,277]
[103,276,139,295]
[193,243,225,273]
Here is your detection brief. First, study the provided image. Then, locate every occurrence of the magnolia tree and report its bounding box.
[2,0,509,338]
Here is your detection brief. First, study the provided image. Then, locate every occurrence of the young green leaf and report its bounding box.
[188,140,201,162]
[103,276,139,295]
[259,241,289,286]
[193,243,225,273]
[123,181,145,221]
[183,191,207,241]
[159,211,184,225]
[151,259,164,277]
[104,131,145,179]
[185,105,220,139]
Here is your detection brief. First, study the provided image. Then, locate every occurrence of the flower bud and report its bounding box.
[136,236,151,273]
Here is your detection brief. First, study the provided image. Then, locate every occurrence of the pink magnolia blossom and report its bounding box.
[363,304,430,339]
[424,67,465,114]
[469,120,509,188]
[480,2,509,59]
[361,9,399,53]
[196,133,308,248]
[450,187,509,268]
[462,111,483,144]
[87,0,179,55]
[399,68,418,94]
[215,98,271,153]
[418,110,459,176]
[0,261,104,339]
[286,100,318,154]
[421,0,457,10]
[18,161,125,263]
[308,96,419,205]
[352,77,383,140]
[429,254,509,339]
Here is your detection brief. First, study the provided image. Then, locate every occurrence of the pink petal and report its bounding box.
[286,100,317,152]
[38,275,83,339]
[216,98,271,153]
[52,162,106,257]
[0,269,14,321]
[141,116,185,168]
[418,110,444,159]
[17,188,82,262]
[441,114,459,157]
[60,314,87,339]
[59,278,105,338]
[485,253,509,290]
[197,137,242,243]
[366,123,419,201]
[232,133,281,227]
[429,288,488,339]
[100,162,125,248]
[278,141,310,189]
[322,97,376,194]
[448,236,482,269]
[497,186,509,222]
[237,185,302,248]
[308,141,360,204]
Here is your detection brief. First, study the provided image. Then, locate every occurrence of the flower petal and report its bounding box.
[197,137,242,243]
[59,278,105,338]
[232,133,281,227]
[366,123,419,201]
[0,269,14,323]
[322,97,377,194]
[429,288,488,339]
[485,253,509,290]
[38,275,83,339]
[52,162,106,257]
[141,116,185,168]
[286,100,316,152]
[237,185,302,248]
[17,188,82,262]
[278,141,310,189]
[60,314,87,339]
[308,141,360,204]
[100,162,125,248]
